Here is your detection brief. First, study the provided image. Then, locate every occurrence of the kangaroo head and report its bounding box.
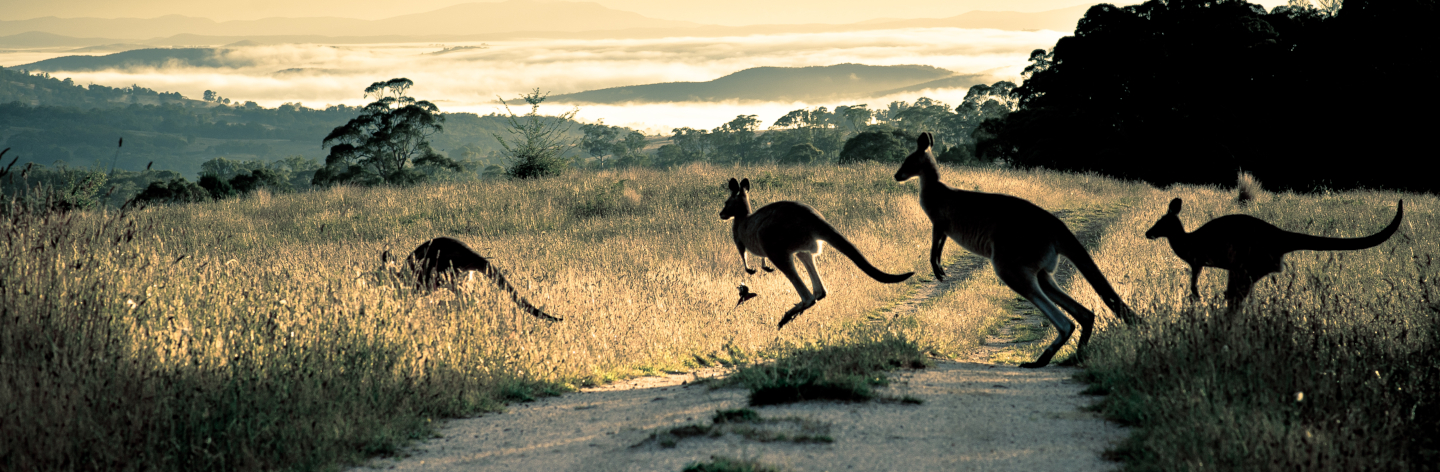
[1145,198,1186,240]
[894,132,936,182]
[380,248,408,282]
[720,177,752,220]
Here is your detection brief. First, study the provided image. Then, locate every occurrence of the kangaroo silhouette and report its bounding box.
[384,237,561,321]
[894,132,1138,368]
[721,177,913,328]
[1145,198,1403,310]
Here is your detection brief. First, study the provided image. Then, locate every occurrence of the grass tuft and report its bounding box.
[1073,189,1440,471]
[682,455,787,472]
[732,332,930,405]
[637,408,833,449]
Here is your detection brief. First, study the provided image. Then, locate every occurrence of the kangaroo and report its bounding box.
[1144,197,1403,310]
[383,237,561,321]
[721,177,914,328]
[894,132,1138,368]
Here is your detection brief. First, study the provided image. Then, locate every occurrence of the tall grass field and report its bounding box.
[3,162,1435,470]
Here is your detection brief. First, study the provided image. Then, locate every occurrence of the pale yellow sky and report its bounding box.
[0,0,1294,25]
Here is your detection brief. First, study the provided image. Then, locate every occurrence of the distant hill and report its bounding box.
[549,64,957,104]
[0,1,697,40]
[871,74,990,96]
[15,48,255,72]
[0,31,122,48]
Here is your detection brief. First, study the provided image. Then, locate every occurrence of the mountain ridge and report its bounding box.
[548,64,958,104]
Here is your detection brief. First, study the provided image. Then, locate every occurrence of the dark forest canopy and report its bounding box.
[981,0,1438,193]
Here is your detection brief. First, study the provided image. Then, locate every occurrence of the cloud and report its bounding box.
[5,27,1063,130]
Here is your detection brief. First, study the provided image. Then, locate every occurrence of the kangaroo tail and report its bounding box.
[483,266,562,322]
[1287,200,1404,252]
[816,225,914,284]
[1058,235,1140,325]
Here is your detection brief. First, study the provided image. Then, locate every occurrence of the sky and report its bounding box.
[1,0,1295,25]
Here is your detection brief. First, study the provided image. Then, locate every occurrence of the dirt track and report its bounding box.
[353,361,1124,472]
[352,206,1130,471]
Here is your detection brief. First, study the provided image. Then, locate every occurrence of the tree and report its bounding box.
[132,177,208,205]
[709,115,761,163]
[198,174,236,200]
[579,120,622,165]
[893,97,950,136]
[833,104,873,134]
[779,143,823,165]
[666,127,713,164]
[494,88,578,179]
[578,121,648,168]
[766,106,845,162]
[838,128,915,164]
[312,78,458,186]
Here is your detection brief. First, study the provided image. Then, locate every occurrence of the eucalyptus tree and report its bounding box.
[313,78,459,186]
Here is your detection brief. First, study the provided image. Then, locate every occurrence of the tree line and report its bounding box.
[979,0,1438,193]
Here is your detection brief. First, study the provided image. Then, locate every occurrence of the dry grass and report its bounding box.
[12,160,1420,471]
[1235,170,1267,205]
[1077,185,1440,470]
[2,162,1004,470]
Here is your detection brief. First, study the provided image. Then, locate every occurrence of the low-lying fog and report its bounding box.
[2,27,1065,133]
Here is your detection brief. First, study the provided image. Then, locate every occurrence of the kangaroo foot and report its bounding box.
[777,302,813,329]
[1019,347,1059,369]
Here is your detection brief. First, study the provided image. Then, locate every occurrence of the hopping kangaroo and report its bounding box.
[383,237,561,321]
[721,178,913,328]
[1145,198,1403,310]
[894,133,1138,368]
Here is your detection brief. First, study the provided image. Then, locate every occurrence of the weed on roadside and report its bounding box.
[730,332,931,405]
[682,454,787,472]
[636,408,833,449]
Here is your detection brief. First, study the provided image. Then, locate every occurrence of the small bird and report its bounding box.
[734,283,759,308]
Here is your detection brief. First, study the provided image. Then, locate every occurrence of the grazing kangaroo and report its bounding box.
[721,177,913,328]
[383,237,561,321]
[1144,198,1403,310]
[894,132,1138,368]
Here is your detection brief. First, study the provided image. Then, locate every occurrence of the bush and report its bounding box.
[837,129,914,164]
[778,143,823,165]
[132,177,209,205]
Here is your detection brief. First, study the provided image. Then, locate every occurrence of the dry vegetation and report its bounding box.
[4,161,1432,471]
[1075,186,1440,470]
[1,163,1142,470]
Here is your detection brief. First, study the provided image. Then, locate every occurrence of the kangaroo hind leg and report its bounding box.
[1223,270,1258,313]
[772,253,816,329]
[796,252,827,301]
[1037,270,1096,365]
[995,264,1075,369]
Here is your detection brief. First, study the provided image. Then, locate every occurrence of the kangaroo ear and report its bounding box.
[1167,198,1183,215]
[728,178,740,193]
[740,178,750,191]
[917,132,932,150]
[382,249,392,263]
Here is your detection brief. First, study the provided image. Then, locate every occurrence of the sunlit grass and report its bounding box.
[5,162,952,470]
[1076,186,1440,470]
[14,160,1421,471]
